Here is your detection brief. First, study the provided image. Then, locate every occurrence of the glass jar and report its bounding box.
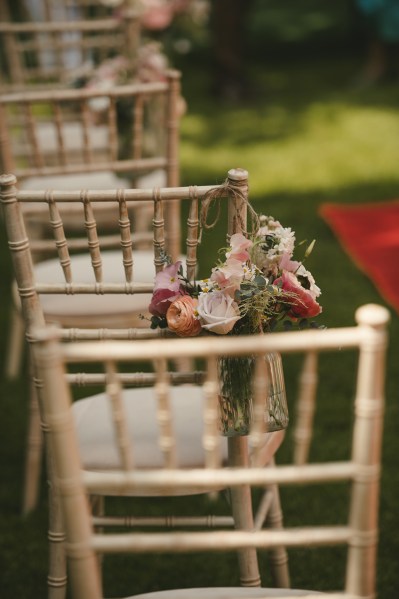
[218,352,289,437]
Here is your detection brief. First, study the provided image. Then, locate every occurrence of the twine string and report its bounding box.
[199,177,259,242]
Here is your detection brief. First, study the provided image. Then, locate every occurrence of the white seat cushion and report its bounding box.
[35,250,156,320]
[130,587,322,597]
[75,386,216,472]
[19,169,166,230]
[33,122,110,153]
[20,168,166,192]
[74,385,285,496]
[20,171,131,192]
[19,168,170,322]
[32,249,186,323]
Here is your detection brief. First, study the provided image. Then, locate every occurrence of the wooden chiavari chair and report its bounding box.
[0,0,141,92]
[0,75,182,515]
[1,168,290,598]
[32,301,389,598]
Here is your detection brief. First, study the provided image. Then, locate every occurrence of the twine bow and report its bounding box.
[199,176,259,242]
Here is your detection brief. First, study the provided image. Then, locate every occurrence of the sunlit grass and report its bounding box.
[181,96,399,196]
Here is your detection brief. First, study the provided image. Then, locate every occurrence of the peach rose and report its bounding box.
[166,295,202,337]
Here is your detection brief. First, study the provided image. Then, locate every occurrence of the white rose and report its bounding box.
[197,291,241,335]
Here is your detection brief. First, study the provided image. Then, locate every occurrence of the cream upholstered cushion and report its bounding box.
[19,169,166,230]
[19,167,169,322]
[20,167,166,192]
[20,170,170,322]
[34,250,155,321]
[73,385,285,496]
[130,587,321,597]
[74,386,215,472]
[31,122,110,153]
[20,172,132,228]
[31,249,186,324]
[20,171,131,192]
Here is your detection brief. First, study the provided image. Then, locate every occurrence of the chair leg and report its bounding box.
[293,351,318,465]
[22,377,44,514]
[4,302,25,379]
[48,478,67,599]
[253,459,290,588]
[264,461,290,588]
[91,495,105,581]
[228,437,261,587]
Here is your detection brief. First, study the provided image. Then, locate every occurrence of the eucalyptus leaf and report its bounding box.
[253,275,267,287]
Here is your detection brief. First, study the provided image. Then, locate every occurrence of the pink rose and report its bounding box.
[197,291,241,334]
[274,271,322,319]
[166,296,202,337]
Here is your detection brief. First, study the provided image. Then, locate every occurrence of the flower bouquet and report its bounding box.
[148,214,322,435]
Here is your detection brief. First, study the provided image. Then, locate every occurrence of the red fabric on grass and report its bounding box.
[320,200,399,313]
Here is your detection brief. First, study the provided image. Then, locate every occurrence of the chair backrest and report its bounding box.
[32,302,389,598]
[0,0,141,91]
[0,167,249,334]
[0,74,180,185]
[0,75,182,251]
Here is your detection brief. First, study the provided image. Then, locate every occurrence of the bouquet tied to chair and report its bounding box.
[147,213,322,436]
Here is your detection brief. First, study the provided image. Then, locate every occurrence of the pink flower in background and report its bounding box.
[274,271,322,319]
[140,0,175,30]
[140,0,193,30]
[166,295,202,337]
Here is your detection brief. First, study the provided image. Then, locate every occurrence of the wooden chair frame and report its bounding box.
[0,168,289,596]
[0,73,182,518]
[0,0,141,91]
[32,302,390,598]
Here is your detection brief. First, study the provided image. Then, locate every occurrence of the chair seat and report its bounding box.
[16,170,170,324]
[16,166,174,325]
[129,588,322,597]
[20,170,165,229]
[20,171,131,192]
[20,168,166,194]
[28,122,110,154]
[33,250,155,322]
[74,385,285,496]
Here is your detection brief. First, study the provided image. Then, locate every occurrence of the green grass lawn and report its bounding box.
[1,40,399,598]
